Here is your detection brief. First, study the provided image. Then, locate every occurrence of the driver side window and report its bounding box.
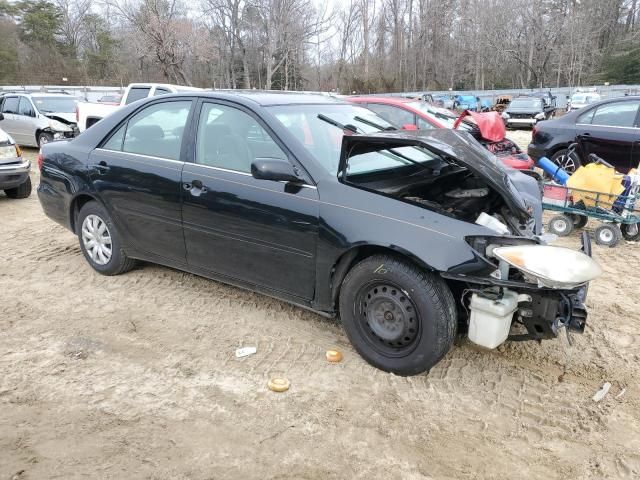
[196,103,286,173]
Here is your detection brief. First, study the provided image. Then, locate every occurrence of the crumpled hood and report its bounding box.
[454,110,505,142]
[44,112,76,124]
[339,129,538,223]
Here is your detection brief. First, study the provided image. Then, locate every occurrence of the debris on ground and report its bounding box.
[267,377,290,392]
[592,382,612,402]
[325,349,343,363]
[235,346,257,358]
[616,388,627,399]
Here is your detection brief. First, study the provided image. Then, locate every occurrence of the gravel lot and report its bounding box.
[1,140,639,479]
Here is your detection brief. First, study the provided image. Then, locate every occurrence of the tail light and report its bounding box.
[532,126,538,141]
[37,150,44,171]
[76,106,79,122]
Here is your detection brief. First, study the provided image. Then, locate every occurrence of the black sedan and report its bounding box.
[37,92,601,375]
[528,96,640,173]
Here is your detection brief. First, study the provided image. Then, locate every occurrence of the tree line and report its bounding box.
[1,0,639,92]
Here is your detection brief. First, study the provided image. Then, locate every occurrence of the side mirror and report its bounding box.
[402,123,418,131]
[251,158,302,183]
[0,113,3,121]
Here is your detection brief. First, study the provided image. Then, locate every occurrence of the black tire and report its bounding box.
[339,254,457,376]
[550,148,582,175]
[570,214,588,229]
[548,214,573,237]
[4,176,32,199]
[76,201,136,275]
[38,132,54,147]
[621,223,640,241]
[594,224,622,247]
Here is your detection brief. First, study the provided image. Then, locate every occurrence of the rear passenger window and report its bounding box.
[196,103,286,173]
[591,101,640,128]
[120,101,191,160]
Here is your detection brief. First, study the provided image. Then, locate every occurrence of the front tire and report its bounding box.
[594,224,622,247]
[38,132,54,147]
[76,201,136,275]
[4,177,32,199]
[339,254,457,376]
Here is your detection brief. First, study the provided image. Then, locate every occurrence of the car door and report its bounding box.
[14,97,38,146]
[0,96,20,142]
[181,100,319,300]
[89,99,194,263]
[577,100,640,172]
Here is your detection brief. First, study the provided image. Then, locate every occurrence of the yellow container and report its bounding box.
[566,163,624,208]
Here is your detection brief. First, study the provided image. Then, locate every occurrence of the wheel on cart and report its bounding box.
[570,214,588,229]
[548,214,574,236]
[594,224,622,247]
[621,223,640,241]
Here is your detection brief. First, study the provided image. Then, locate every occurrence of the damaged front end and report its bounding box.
[43,113,79,140]
[339,129,601,349]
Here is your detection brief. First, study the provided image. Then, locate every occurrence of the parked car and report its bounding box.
[0,121,31,198]
[76,83,202,132]
[0,93,79,147]
[568,92,601,111]
[502,95,555,129]
[348,96,534,170]
[454,95,479,111]
[37,92,600,375]
[528,96,640,174]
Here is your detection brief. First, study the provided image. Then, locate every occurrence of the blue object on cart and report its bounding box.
[538,156,570,185]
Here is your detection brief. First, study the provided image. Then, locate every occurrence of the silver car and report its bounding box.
[0,93,79,147]
[0,122,31,198]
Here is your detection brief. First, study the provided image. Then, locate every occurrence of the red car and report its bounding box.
[348,96,534,170]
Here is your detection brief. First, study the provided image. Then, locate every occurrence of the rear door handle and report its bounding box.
[95,160,110,173]
[581,132,591,137]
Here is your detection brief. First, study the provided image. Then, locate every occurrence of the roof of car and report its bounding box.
[214,91,345,106]
[348,96,414,105]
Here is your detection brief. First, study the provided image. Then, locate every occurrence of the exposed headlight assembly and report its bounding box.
[48,119,72,132]
[493,245,602,289]
[534,112,546,120]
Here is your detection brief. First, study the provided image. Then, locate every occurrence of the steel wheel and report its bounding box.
[81,214,113,265]
[356,282,421,357]
[548,214,573,237]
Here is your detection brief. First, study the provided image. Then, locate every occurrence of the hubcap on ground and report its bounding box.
[358,283,420,354]
[81,214,112,265]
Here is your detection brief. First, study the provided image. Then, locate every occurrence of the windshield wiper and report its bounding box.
[353,115,396,131]
[317,114,359,133]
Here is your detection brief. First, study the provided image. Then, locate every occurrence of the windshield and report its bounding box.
[406,101,473,131]
[509,98,541,109]
[33,97,78,113]
[572,94,598,104]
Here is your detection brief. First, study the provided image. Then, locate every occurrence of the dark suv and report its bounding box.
[528,96,640,173]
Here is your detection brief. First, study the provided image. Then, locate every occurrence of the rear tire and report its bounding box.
[621,223,640,241]
[550,149,582,175]
[548,214,573,236]
[594,224,622,247]
[4,177,32,199]
[76,201,136,275]
[339,254,457,376]
[570,214,588,230]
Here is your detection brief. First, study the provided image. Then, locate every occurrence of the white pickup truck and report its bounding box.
[76,83,202,132]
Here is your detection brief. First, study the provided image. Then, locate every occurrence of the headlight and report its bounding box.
[493,245,602,289]
[534,112,545,120]
[48,119,72,132]
[501,112,510,119]
[0,144,19,159]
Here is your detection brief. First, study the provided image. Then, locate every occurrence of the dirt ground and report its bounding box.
[1,139,639,480]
